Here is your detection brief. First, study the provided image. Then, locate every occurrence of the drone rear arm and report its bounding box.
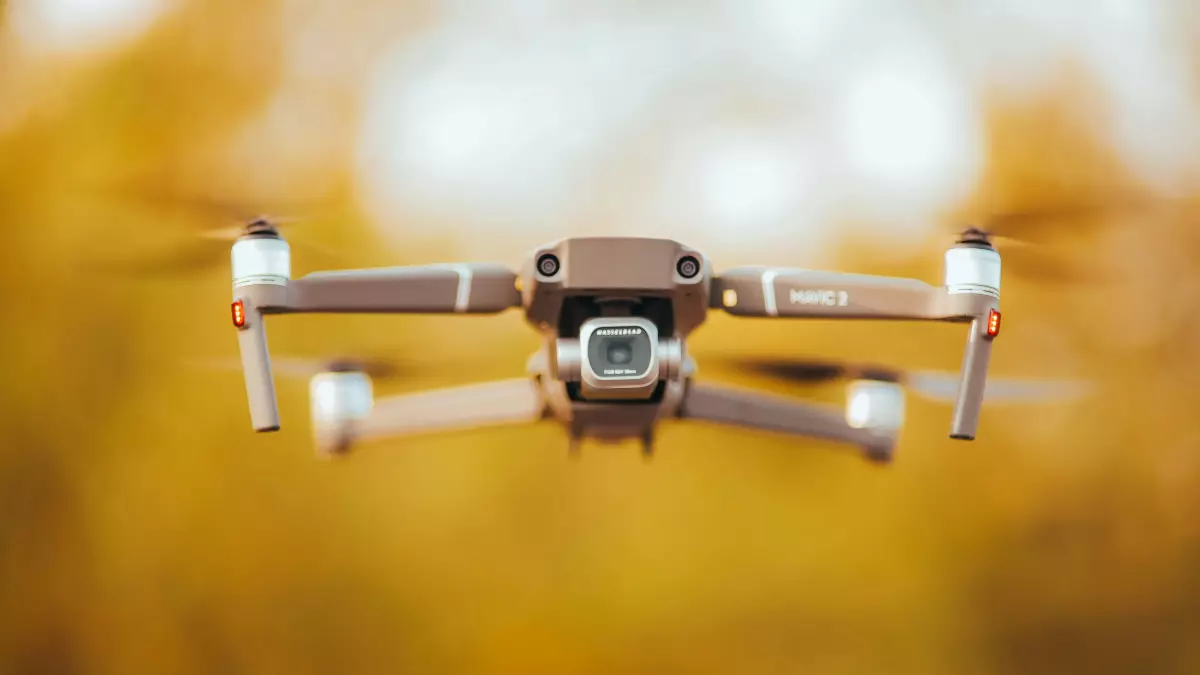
[315,378,547,456]
[232,256,521,432]
[712,263,1001,441]
[678,382,896,462]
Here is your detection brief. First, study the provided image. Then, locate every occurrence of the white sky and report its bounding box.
[352,0,1200,262]
[7,0,1200,264]
[5,0,171,55]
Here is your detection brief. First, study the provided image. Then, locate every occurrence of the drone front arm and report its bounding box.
[712,262,1001,441]
[678,382,896,461]
[257,263,521,315]
[231,256,521,432]
[712,267,958,320]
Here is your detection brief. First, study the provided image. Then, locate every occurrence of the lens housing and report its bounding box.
[587,329,652,379]
[578,317,660,400]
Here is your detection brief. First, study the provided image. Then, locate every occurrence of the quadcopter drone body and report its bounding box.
[229,222,1006,463]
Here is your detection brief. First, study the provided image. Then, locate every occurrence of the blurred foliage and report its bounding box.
[1,2,1200,675]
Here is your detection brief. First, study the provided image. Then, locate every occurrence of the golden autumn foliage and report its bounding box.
[1,3,1199,674]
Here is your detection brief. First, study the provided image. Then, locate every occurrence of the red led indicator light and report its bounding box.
[985,309,1001,338]
[232,300,246,329]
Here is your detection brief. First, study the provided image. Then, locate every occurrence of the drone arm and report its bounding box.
[259,264,522,314]
[712,265,1001,441]
[318,378,547,454]
[678,382,895,460]
[231,262,521,432]
[711,267,955,320]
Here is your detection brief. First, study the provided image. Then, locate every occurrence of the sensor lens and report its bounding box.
[537,253,560,277]
[676,255,700,279]
[588,325,653,379]
[606,341,634,365]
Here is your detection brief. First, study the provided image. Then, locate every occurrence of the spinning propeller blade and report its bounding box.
[903,370,1094,404]
[95,181,358,277]
[195,215,306,242]
[941,196,1199,284]
[188,355,409,380]
[954,225,1108,284]
[721,356,1094,404]
[95,215,347,279]
[964,196,1195,238]
[125,182,333,223]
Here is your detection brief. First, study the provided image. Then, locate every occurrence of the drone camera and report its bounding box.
[559,317,661,400]
[585,319,656,380]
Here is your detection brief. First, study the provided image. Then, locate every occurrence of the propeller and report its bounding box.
[95,214,349,279]
[96,183,357,278]
[188,355,410,380]
[197,215,301,242]
[719,356,1094,405]
[941,196,1199,284]
[125,181,335,224]
[947,221,1106,284]
[958,196,1196,238]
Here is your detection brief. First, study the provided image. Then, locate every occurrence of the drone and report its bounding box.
[224,217,1087,464]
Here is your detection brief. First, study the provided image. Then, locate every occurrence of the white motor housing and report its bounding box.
[232,235,292,288]
[943,245,1000,298]
[845,380,905,432]
[310,371,374,454]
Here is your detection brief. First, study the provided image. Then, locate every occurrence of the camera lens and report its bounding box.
[606,341,633,365]
[676,255,700,279]
[586,323,654,379]
[537,253,560,277]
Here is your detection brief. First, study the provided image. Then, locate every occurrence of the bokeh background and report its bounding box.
[3,1,1200,673]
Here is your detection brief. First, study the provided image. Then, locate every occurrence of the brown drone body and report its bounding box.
[229,226,1032,463]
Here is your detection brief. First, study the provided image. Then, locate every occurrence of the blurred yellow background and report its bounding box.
[2,1,1200,673]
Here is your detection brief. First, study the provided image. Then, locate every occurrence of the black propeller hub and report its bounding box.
[324,358,399,378]
[955,227,995,248]
[244,218,281,238]
[325,359,362,373]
